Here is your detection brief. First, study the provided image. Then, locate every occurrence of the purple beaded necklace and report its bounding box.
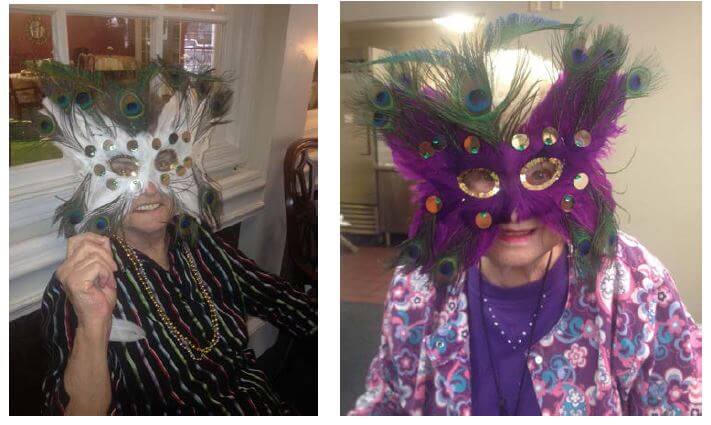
[478,250,553,416]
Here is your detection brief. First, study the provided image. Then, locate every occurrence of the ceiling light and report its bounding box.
[433,14,480,33]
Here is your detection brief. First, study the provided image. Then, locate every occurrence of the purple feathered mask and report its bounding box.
[352,14,660,285]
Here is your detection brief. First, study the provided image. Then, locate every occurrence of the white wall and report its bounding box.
[239,5,318,273]
[342,1,702,320]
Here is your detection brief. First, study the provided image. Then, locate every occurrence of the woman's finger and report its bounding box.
[67,233,111,258]
[70,242,118,272]
[68,255,117,291]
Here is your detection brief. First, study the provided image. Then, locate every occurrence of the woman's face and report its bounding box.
[122,182,174,235]
[483,213,563,269]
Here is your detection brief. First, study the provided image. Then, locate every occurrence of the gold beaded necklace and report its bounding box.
[113,234,221,360]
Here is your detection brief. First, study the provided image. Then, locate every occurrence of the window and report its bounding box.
[67,15,151,80]
[163,19,222,72]
[9,11,62,166]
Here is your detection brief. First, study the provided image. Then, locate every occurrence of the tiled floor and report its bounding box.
[340,246,398,304]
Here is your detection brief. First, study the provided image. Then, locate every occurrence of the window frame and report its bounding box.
[9,4,273,319]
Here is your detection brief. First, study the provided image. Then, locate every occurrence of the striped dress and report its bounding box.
[41,226,317,415]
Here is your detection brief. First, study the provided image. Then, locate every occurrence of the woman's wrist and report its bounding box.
[76,318,112,346]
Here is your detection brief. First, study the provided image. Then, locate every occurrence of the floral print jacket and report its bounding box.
[350,233,702,415]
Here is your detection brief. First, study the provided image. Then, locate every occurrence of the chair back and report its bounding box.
[283,138,317,283]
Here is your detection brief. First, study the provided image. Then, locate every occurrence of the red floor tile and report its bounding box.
[341,246,398,304]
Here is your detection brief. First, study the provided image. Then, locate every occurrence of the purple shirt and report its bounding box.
[467,249,569,415]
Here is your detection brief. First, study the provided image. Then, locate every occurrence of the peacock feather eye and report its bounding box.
[36,114,56,137]
[403,242,422,264]
[203,189,217,207]
[93,216,110,234]
[373,89,393,110]
[67,209,84,225]
[75,91,93,110]
[571,48,588,64]
[465,88,491,114]
[53,93,71,109]
[462,135,481,154]
[577,239,592,256]
[626,67,651,96]
[434,257,458,286]
[169,133,179,144]
[180,215,192,229]
[119,91,145,119]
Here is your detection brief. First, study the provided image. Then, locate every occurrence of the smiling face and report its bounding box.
[122,182,174,236]
[484,215,564,269]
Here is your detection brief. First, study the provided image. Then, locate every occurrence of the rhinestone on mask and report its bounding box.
[463,135,481,154]
[574,130,592,148]
[475,211,492,229]
[425,195,442,214]
[541,127,559,146]
[511,134,529,151]
[574,172,589,190]
[93,164,106,176]
[561,194,575,212]
[84,145,96,158]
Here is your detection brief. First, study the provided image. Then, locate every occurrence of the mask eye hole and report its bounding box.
[457,168,500,199]
[520,157,564,191]
[108,155,140,177]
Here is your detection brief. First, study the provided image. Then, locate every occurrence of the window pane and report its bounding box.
[163,19,222,72]
[67,15,151,80]
[9,12,62,166]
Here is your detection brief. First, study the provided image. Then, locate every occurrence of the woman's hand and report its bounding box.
[56,233,118,339]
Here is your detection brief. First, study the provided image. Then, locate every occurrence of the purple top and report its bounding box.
[467,248,569,415]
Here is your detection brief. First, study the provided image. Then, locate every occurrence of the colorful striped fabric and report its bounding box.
[41,226,317,415]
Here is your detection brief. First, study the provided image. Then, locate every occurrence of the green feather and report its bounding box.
[53,174,90,238]
[484,13,582,49]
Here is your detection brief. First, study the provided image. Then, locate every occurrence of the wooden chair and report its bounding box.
[283,138,317,286]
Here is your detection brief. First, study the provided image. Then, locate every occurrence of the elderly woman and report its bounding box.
[37,61,316,415]
[349,15,701,415]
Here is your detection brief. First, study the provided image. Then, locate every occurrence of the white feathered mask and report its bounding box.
[31,60,232,242]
